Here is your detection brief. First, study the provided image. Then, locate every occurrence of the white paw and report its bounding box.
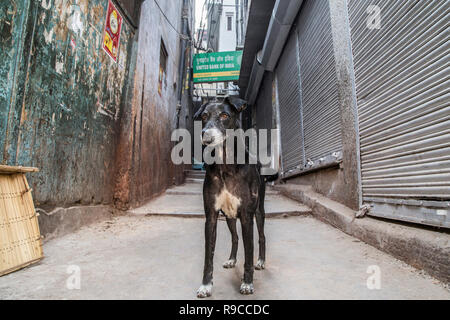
[255,259,265,270]
[197,283,213,298]
[240,282,254,295]
[223,259,237,269]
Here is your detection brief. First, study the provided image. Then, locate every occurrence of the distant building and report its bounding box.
[195,0,249,98]
[205,0,248,52]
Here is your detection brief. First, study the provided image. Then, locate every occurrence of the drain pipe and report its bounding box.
[176,0,190,129]
[244,0,303,105]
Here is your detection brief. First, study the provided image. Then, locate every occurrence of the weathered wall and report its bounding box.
[1,0,29,156]
[287,166,349,206]
[114,0,188,209]
[0,0,136,210]
[1,0,193,215]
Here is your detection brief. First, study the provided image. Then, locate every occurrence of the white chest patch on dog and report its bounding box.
[214,187,241,219]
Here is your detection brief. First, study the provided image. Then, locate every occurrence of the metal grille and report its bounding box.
[297,0,342,163]
[349,0,450,227]
[276,32,304,174]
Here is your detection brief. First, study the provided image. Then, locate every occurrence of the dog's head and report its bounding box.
[194,96,247,146]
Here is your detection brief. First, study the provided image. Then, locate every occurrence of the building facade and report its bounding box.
[239,0,449,228]
[0,0,195,234]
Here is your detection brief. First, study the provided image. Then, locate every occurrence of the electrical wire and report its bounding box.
[194,0,216,98]
[154,0,190,40]
[197,0,222,95]
[207,0,222,51]
[205,0,216,51]
[195,0,208,49]
[196,0,215,51]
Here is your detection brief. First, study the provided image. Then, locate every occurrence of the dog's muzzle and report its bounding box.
[202,128,224,146]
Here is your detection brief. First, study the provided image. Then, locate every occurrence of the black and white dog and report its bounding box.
[195,96,276,298]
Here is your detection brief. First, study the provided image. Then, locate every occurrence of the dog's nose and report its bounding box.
[202,130,215,145]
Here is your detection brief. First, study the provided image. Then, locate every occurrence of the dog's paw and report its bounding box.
[197,283,213,298]
[255,259,265,270]
[223,259,237,269]
[240,282,254,295]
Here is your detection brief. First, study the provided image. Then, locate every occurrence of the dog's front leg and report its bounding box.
[240,210,255,295]
[197,207,219,298]
[223,218,238,268]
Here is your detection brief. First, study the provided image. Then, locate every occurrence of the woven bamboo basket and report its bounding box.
[0,165,43,276]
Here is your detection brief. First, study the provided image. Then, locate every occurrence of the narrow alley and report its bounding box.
[0,172,448,299]
[0,0,449,303]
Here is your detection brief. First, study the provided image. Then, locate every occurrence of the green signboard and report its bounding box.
[193,51,243,83]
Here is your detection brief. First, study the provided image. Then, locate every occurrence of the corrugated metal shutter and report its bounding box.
[276,0,343,178]
[276,31,304,175]
[297,0,342,163]
[349,0,450,227]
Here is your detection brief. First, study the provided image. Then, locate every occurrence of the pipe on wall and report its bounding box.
[245,50,264,104]
[244,0,303,105]
[176,0,190,129]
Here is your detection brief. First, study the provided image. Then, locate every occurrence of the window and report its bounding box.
[159,40,168,95]
[227,15,233,31]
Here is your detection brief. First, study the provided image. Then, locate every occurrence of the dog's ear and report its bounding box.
[194,103,207,121]
[225,96,247,113]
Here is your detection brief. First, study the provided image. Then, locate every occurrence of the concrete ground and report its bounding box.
[0,182,449,299]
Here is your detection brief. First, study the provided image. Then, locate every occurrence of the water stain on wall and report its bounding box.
[1,0,135,209]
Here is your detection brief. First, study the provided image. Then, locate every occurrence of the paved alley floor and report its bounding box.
[0,214,449,299]
[129,183,310,217]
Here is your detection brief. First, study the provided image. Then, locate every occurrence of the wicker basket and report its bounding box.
[0,165,43,276]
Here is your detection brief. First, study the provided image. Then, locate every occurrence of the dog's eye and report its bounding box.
[201,113,208,121]
[220,113,229,120]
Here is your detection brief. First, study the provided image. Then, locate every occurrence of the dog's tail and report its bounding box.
[263,173,279,183]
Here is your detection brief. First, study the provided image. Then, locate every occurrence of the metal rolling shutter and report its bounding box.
[297,0,342,164]
[349,0,450,227]
[276,31,304,175]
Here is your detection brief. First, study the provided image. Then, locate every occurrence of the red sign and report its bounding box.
[102,0,123,62]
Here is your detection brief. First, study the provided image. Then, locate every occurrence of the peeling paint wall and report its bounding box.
[1,0,29,164]
[0,0,193,212]
[0,0,136,210]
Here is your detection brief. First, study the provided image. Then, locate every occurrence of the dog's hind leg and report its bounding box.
[255,212,266,270]
[223,218,238,269]
[255,184,266,270]
[240,210,255,295]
